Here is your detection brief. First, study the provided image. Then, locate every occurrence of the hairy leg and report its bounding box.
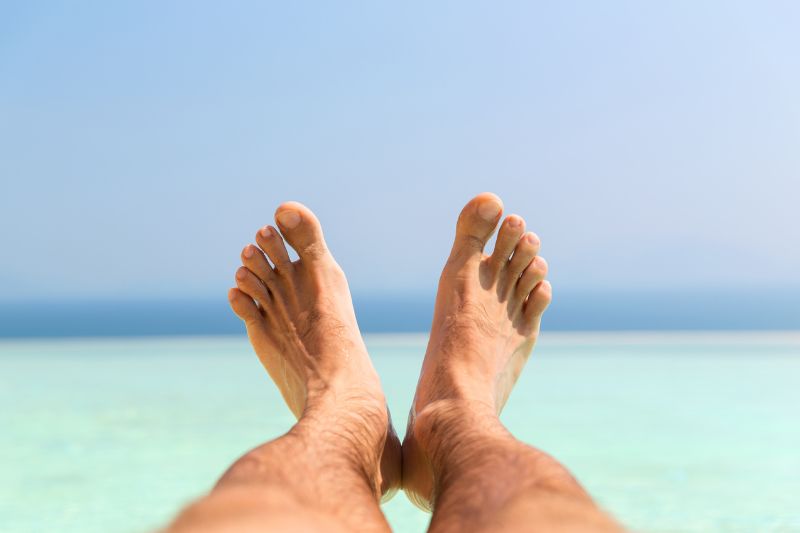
[414,402,620,533]
[168,202,400,533]
[169,409,391,533]
[403,193,622,532]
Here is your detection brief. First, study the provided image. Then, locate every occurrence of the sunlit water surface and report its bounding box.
[1,332,798,532]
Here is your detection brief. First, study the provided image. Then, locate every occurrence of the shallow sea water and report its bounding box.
[1,332,798,532]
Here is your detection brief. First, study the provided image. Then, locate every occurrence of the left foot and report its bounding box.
[228,202,401,500]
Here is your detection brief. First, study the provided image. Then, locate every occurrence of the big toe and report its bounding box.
[274,201,329,261]
[451,193,503,259]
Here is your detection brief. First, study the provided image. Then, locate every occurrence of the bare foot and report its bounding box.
[228,202,401,500]
[402,192,552,510]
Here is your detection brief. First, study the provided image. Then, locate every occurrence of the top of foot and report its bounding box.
[416,192,552,415]
[228,201,378,417]
[227,202,400,499]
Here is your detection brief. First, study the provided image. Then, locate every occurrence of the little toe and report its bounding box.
[451,193,503,259]
[514,256,548,308]
[274,202,329,262]
[256,225,292,271]
[507,232,541,279]
[489,214,525,270]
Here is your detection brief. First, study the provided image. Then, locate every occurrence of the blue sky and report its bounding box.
[1,1,799,302]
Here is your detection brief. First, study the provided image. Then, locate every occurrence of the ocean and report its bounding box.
[1,332,798,532]
[2,288,799,338]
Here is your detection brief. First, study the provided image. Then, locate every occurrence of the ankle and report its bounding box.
[295,398,389,492]
[413,365,499,415]
[402,399,507,508]
[412,398,499,437]
[411,399,505,467]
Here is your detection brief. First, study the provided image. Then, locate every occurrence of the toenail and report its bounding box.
[477,201,501,222]
[526,233,540,245]
[277,210,301,229]
[243,245,254,258]
[236,268,247,280]
[508,216,522,228]
[260,226,273,238]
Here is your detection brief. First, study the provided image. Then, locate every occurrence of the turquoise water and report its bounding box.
[1,332,798,532]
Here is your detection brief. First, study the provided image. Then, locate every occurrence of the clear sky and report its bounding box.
[1,1,799,302]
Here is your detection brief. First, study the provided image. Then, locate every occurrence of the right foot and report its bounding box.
[402,193,552,510]
[228,202,401,500]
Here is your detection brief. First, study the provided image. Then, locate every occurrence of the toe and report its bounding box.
[228,288,263,326]
[274,202,329,261]
[235,266,272,308]
[489,214,525,270]
[524,280,552,324]
[507,232,541,279]
[256,225,292,271]
[514,256,548,306]
[451,193,503,259]
[241,244,274,283]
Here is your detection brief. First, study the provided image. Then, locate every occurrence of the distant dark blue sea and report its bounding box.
[1,288,798,338]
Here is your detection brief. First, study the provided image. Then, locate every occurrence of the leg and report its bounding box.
[403,193,622,532]
[168,202,401,533]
